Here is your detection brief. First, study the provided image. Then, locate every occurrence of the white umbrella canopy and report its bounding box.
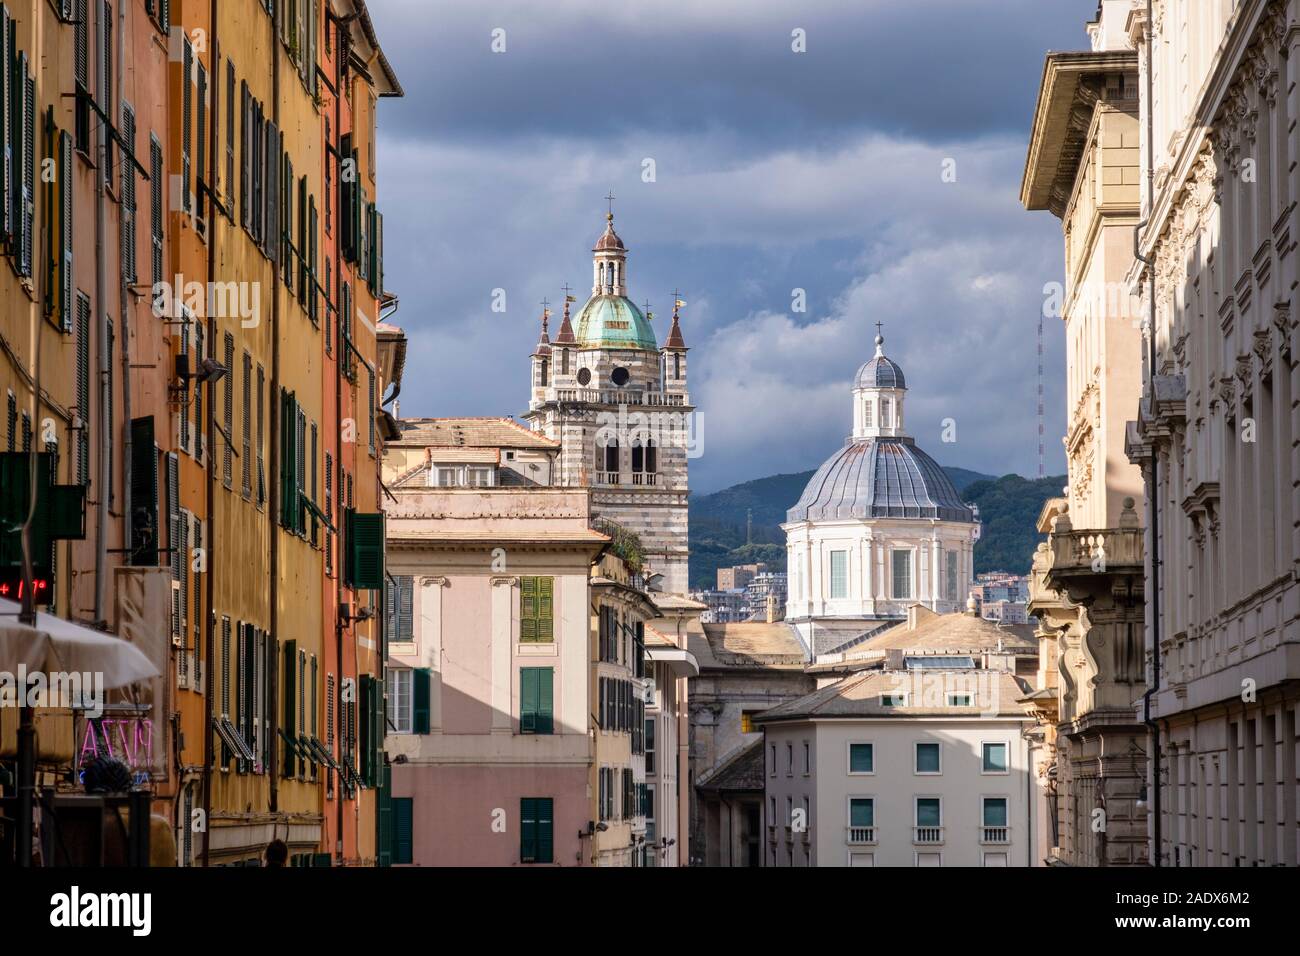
[0,598,160,690]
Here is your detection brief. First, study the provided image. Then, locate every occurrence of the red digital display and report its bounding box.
[0,576,52,604]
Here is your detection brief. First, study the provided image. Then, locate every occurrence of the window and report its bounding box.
[891,549,911,600]
[848,742,874,774]
[829,549,847,600]
[645,717,656,774]
[386,668,412,734]
[803,741,810,774]
[386,575,414,642]
[880,693,907,707]
[849,797,874,828]
[519,576,554,642]
[946,550,958,603]
[769,744,776,777]
[915,798,941,828]
[862,399,873,428]
[740,710,761,734]
[982,742,1008,774]
[786,742,793,776]
[519,798,553,864]
[946,693,972,707]
[466,466,493,487]
[519,667,553,734]
[983,797,1008,828]
[881,399,892,427]
[915,742,941,774]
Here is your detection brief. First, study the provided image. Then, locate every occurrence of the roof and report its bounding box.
[695,739,765,793]
[663,311,687,350]
[1021,50,1139,216]
[391,417,559,451]
[755,669,1033,723]
[857,611,1037,656]
[573,294,657,350]
[787,437,975,523]
[593,215,625,251]
[855,336,905,388]
[676,621,809,671]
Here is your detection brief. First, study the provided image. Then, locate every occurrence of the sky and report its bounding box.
[367,0,1100,494]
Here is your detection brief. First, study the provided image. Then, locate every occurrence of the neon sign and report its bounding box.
[79,717,154,772]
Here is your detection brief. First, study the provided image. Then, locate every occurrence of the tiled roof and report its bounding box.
[858,611,1037,655]
[392,417,559,450]
[787,437,974,523]
[695,739,765,793]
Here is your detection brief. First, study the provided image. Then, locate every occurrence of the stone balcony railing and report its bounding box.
[912,826,944,845]
[981,826,1010,845]
[1040,498,1144,594]
[846,826,876,845]
[555,388,686,407]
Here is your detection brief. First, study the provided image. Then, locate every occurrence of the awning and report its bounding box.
[0,597,160,689]
[645,646,698,677]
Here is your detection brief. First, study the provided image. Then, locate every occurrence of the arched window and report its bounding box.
[673,353,681,379]
[539,359,548,387]
[631,437,657,474]
[560,349,569,375]
[597,440,619,476]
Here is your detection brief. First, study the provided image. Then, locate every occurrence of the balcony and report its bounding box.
[912,826,944,845]
[555,388,686,407]
[981,826,1010,845]
[846,826,876,845]
[595,471,620,485]
[631,472,658,486]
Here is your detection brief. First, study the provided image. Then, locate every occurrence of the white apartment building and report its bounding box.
[756,666,1034,867]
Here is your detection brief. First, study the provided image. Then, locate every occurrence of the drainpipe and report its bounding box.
[268,0,282,817]
[200,0,222,867]
[1133,0,1163,866]
[116,0,131,600]
[93,0,109,623]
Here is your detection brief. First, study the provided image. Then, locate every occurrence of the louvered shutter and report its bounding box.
[76,296,91,483]
[59,131,73,326]
[150,135,163,283]
[238,81,247,228]
[222,332,233,486]
[282,154,293,287]
[179,512,190,652]
[120,106,136,283]
[167,453,180,644]
[538,668,553,734]
[537,799,553,863]
[18,55,33,277]
[241,351,251,496]
[74,0,88,90]
[345,511,383,589]
[196,63,207,228]
[375,209,384,296]
[412,668,430,734]
[282,639,297,776]
[520,576,537,642]
[520,668,536,734]
[538,577,554,641]
[265,121,278,266]
[0,4,11,246]
[399,576,413,641]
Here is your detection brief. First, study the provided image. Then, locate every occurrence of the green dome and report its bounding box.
[573,294,657,350]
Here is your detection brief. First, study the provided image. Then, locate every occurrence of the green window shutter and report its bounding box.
[520,798,536,863]
[128,416,157,565]
[412,667,431,734]
[537,798,553,863]
[345,510,384,589]
[537,577,554,641]
[520,667,537,734]
[282,640,296,776]
[392,796,412,865]
[358,674,372,784]
[537,668,553,735]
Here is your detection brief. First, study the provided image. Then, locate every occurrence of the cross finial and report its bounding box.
[560,283,573,299]
[540,297,550,313]
[605,189,616,219]
[642,299,653,320]
[875,321,884,337]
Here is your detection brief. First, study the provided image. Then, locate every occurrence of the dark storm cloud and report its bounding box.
[365,0,1100,492]
[374,0,1093,148]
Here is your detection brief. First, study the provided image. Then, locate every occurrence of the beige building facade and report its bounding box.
[1126,0,1300,866]
[1021,0,1150,866]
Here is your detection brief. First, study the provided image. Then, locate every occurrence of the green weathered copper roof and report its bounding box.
[573,294,657,350]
